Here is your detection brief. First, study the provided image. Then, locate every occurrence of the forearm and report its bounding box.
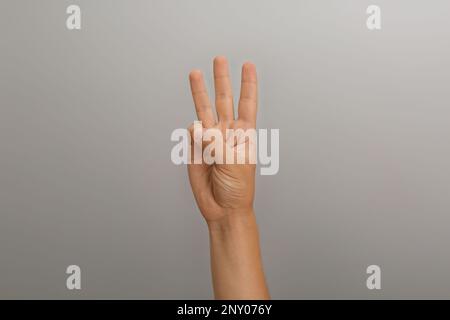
[207,209,270,300]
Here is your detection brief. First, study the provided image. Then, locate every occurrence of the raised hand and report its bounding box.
[186,56,269,300]
[188,56,258,222]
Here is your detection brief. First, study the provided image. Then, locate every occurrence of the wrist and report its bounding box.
[207,208,257,234]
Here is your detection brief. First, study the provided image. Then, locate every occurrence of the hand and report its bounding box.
[188,56,258,222]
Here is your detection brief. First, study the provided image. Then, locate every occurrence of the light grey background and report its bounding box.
[1,0,449,299]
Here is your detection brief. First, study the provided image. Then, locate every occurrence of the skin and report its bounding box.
[187,56,270,299]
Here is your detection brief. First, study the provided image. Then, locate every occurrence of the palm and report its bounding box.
[187,57,258,222]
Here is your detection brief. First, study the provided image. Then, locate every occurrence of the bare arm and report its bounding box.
[208,210,269,299]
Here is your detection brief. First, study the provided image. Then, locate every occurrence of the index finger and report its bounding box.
[189,70,216,128]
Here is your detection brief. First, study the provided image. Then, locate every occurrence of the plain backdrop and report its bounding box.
[1,0,450,298]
